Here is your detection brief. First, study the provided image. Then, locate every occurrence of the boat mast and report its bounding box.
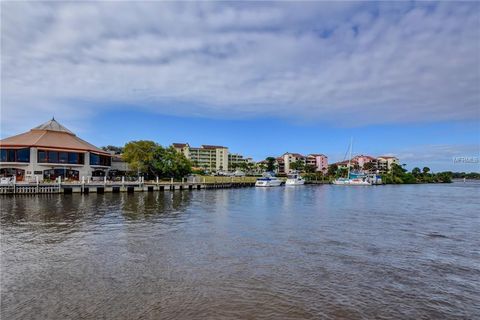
[347,137,353,178]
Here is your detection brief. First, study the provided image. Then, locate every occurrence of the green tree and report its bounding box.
[422,167,430,174]
[123,140,158,175]
[265,157,276,172]
[304,164,316,173]
[102,145,124,154]
[402,173,417,184]
[290,160,305,172]
[436,172,452,183]
[389,163,407,184]
[363,162,375,172]
[150,146,192,179]
[412,167,421,177]
[327,164,338,177]
[337,167,348,178]
[239,162,248,171]
[258,163,267,173]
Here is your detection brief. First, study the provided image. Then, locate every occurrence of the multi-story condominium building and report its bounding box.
[282,152,306,173]
[275,157,285,174]
[228,153,248,168]
[351,155,377,172]
[331,155,399,174]
[172,143,229,172]
[273,152,327,174]
[332,160,351,170]
[377,156,399,173]
[306,154,328,173]
[0,118,112,182]
[172,143,190,159]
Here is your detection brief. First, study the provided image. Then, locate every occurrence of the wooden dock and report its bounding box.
[0,181,256,195]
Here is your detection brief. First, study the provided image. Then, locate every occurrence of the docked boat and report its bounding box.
[333,138,379,186]
[333,173,372,186]
[255,172,282,187]
[285,172,305,186]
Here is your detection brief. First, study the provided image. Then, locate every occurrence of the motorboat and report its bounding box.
[255,172,282,187]
[285,172,305,186]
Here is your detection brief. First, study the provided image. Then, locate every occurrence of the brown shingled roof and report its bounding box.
[201,145,227,149]
[172,143,188,148]
[0,119,109,155]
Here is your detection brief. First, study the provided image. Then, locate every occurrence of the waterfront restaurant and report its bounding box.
[0,118,111,182]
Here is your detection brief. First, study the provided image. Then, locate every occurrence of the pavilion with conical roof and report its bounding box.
[0,118,111,181]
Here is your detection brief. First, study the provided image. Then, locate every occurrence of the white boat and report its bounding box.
[255,172,282,187]
[333,176,371,186]
[285,172,305,186]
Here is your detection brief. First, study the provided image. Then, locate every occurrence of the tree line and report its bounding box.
[106,141,192,179]
[382,164,452,184]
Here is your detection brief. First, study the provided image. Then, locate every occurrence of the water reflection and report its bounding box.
[1,183,479,319]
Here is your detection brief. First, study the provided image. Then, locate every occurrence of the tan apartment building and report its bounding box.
[173,143,229,172]
[377,156,399,173]
[228,153,248,168]
[283,152,306,173]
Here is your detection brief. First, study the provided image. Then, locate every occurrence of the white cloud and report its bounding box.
[389,144,480,172]
[1,2,479,134]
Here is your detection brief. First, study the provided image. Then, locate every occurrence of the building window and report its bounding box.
[0,168,25,181]
[89,153,111,166]
[38,151,47,162]
[59,152,68,163]
[37,150,85,164]
[0,148,30,162]
[43,169,79,181]
[16,149,30,162]
[90,153,99,165]
[48,151,58,163]
[68,152,78,164]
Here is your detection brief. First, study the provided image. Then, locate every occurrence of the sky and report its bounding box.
[1,1,479,172]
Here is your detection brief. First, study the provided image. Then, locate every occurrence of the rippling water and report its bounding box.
[1,182,479,319]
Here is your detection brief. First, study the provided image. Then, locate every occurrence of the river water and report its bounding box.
[1,182,479,319]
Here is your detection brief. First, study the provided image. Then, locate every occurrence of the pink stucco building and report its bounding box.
[306,154,328,173]
[351,155,377,170]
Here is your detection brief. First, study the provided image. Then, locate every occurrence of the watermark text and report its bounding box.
[453,156,479,164]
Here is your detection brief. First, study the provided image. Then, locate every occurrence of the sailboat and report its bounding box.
[333,138,373,186]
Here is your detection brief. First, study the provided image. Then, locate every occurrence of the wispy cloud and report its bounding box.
[389,144,480,172]
[393,144,480,162]
[1,2,479,134]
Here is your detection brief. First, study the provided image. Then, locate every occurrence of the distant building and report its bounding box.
[283,152,306,173]
[351,155,377,173]
[109,153,131,176]
[306,154,328,173]
[377,156,399,173]
[0,118,111,182]
[332,155,399,174]
[228,153,248,168]
[275,157,285,174]
[172,143,229,172]
[332,160,351,170]
[272,152,328,174]
[172,143,190,159]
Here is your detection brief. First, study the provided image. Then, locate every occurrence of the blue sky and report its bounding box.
[1,1,479,172]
